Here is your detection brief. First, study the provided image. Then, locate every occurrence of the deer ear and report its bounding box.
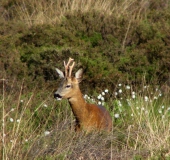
[75,68,83,83]
[56,68,65,78]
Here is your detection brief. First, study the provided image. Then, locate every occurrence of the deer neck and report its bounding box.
[68,89,88,122]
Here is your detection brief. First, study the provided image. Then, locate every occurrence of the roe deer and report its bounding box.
[54,58,112,132]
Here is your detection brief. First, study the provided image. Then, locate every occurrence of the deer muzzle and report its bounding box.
[54,93,62,100]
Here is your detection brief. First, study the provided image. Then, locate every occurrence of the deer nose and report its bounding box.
[54,93,62,99]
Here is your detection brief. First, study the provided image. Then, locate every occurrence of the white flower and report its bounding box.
[158,109,162,114]
[25,139,28,142]
[159,93,162,97]
[91,98,95,102]
[44,131,50,136]
[126,99,131,106]
[102,92,105,96]
[118,84,122,87]
[20,100,24,103]
[136,107,139,110]
[84,94,88,99]
[161,105,165,109]
[97,94,102,100]
[126,85,130,89]
[98,101,102,105]
[102,102,105,106]
[118,101,122,107]
[16,119,20,123]
[44,104,48,108]
[131,113,134,117]
[132,91,135,95]
[132,94,135,99]
[144,96,149,102]
[10,118,14,122]
[115,92,118,96]
[118,89,122,93]
[167,107,170,111]
[105,89,109,93]
[101,97,105,101]
[10,108,15,112]
[153,96,157,100]
[141,107,145,111]
[114,113,120,118]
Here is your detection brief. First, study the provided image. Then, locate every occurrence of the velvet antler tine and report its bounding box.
[64,58,74,77]
[69,61,75,77]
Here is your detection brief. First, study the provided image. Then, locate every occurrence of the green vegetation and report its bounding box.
[0,0,170,159]
[1,0,170,90]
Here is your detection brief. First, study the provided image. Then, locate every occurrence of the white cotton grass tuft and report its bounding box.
[44,131,50,136]
[10,108,15,112]
[144,96,149,102]
[10,118,14,122]
[132,91,135,95]
[118,89,122,93]
[126,85,130,90]
[43,104,48,108]
[84,94,88,99]
[158,109,162,114]
[97,94,102,100]
[101,97,105,101]
[132,94,135,99]
[102,92,105,96]
[114,113,120,118]
[98,101,102,105]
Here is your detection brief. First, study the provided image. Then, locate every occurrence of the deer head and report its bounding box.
[54,58,83,100]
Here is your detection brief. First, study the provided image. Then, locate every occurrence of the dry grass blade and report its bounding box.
[12,0,152,26]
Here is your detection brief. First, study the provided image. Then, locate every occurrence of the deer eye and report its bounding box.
[66,84,71,88]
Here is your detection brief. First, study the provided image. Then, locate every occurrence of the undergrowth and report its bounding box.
[0,79,170,159]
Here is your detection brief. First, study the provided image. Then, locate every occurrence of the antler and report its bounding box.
[64,57,75,77]
[69,61,75,77]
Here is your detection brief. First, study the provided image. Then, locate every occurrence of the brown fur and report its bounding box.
[69,87,112,131]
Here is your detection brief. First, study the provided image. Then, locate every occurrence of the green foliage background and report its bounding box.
[0,0,170,92]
